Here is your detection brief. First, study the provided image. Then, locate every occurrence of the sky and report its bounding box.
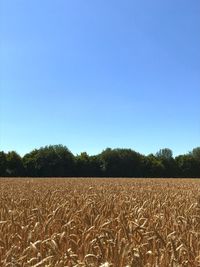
[0,0,200,157]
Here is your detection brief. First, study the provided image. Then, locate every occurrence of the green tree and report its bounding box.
[100,148,142,177]
[142,154,165,177]
[23,145,75,177]
[0,151,7,176]
[76,152,91,176]
[156,148,173,159]
[191,147,200,161]
[176,154,200,178]
[6,151,24,176]
[75,152,102,177]
[23,149,39,176]
[155,148,177,177]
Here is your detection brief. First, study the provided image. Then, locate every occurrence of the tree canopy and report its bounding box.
[0,145,199,177]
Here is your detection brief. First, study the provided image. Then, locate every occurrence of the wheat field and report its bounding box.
[0,178,199,267]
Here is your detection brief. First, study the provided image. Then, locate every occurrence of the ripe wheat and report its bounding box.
[0,178,199,266]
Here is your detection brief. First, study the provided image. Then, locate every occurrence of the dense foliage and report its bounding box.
[0,145,200,177]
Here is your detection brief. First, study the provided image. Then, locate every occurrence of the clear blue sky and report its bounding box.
[0,0,200,157]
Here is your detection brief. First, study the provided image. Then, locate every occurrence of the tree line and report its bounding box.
[0,145,200,177]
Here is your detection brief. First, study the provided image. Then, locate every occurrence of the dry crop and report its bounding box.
[0,178,200,267]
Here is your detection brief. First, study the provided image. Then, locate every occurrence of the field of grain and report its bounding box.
[0,178,200,267]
